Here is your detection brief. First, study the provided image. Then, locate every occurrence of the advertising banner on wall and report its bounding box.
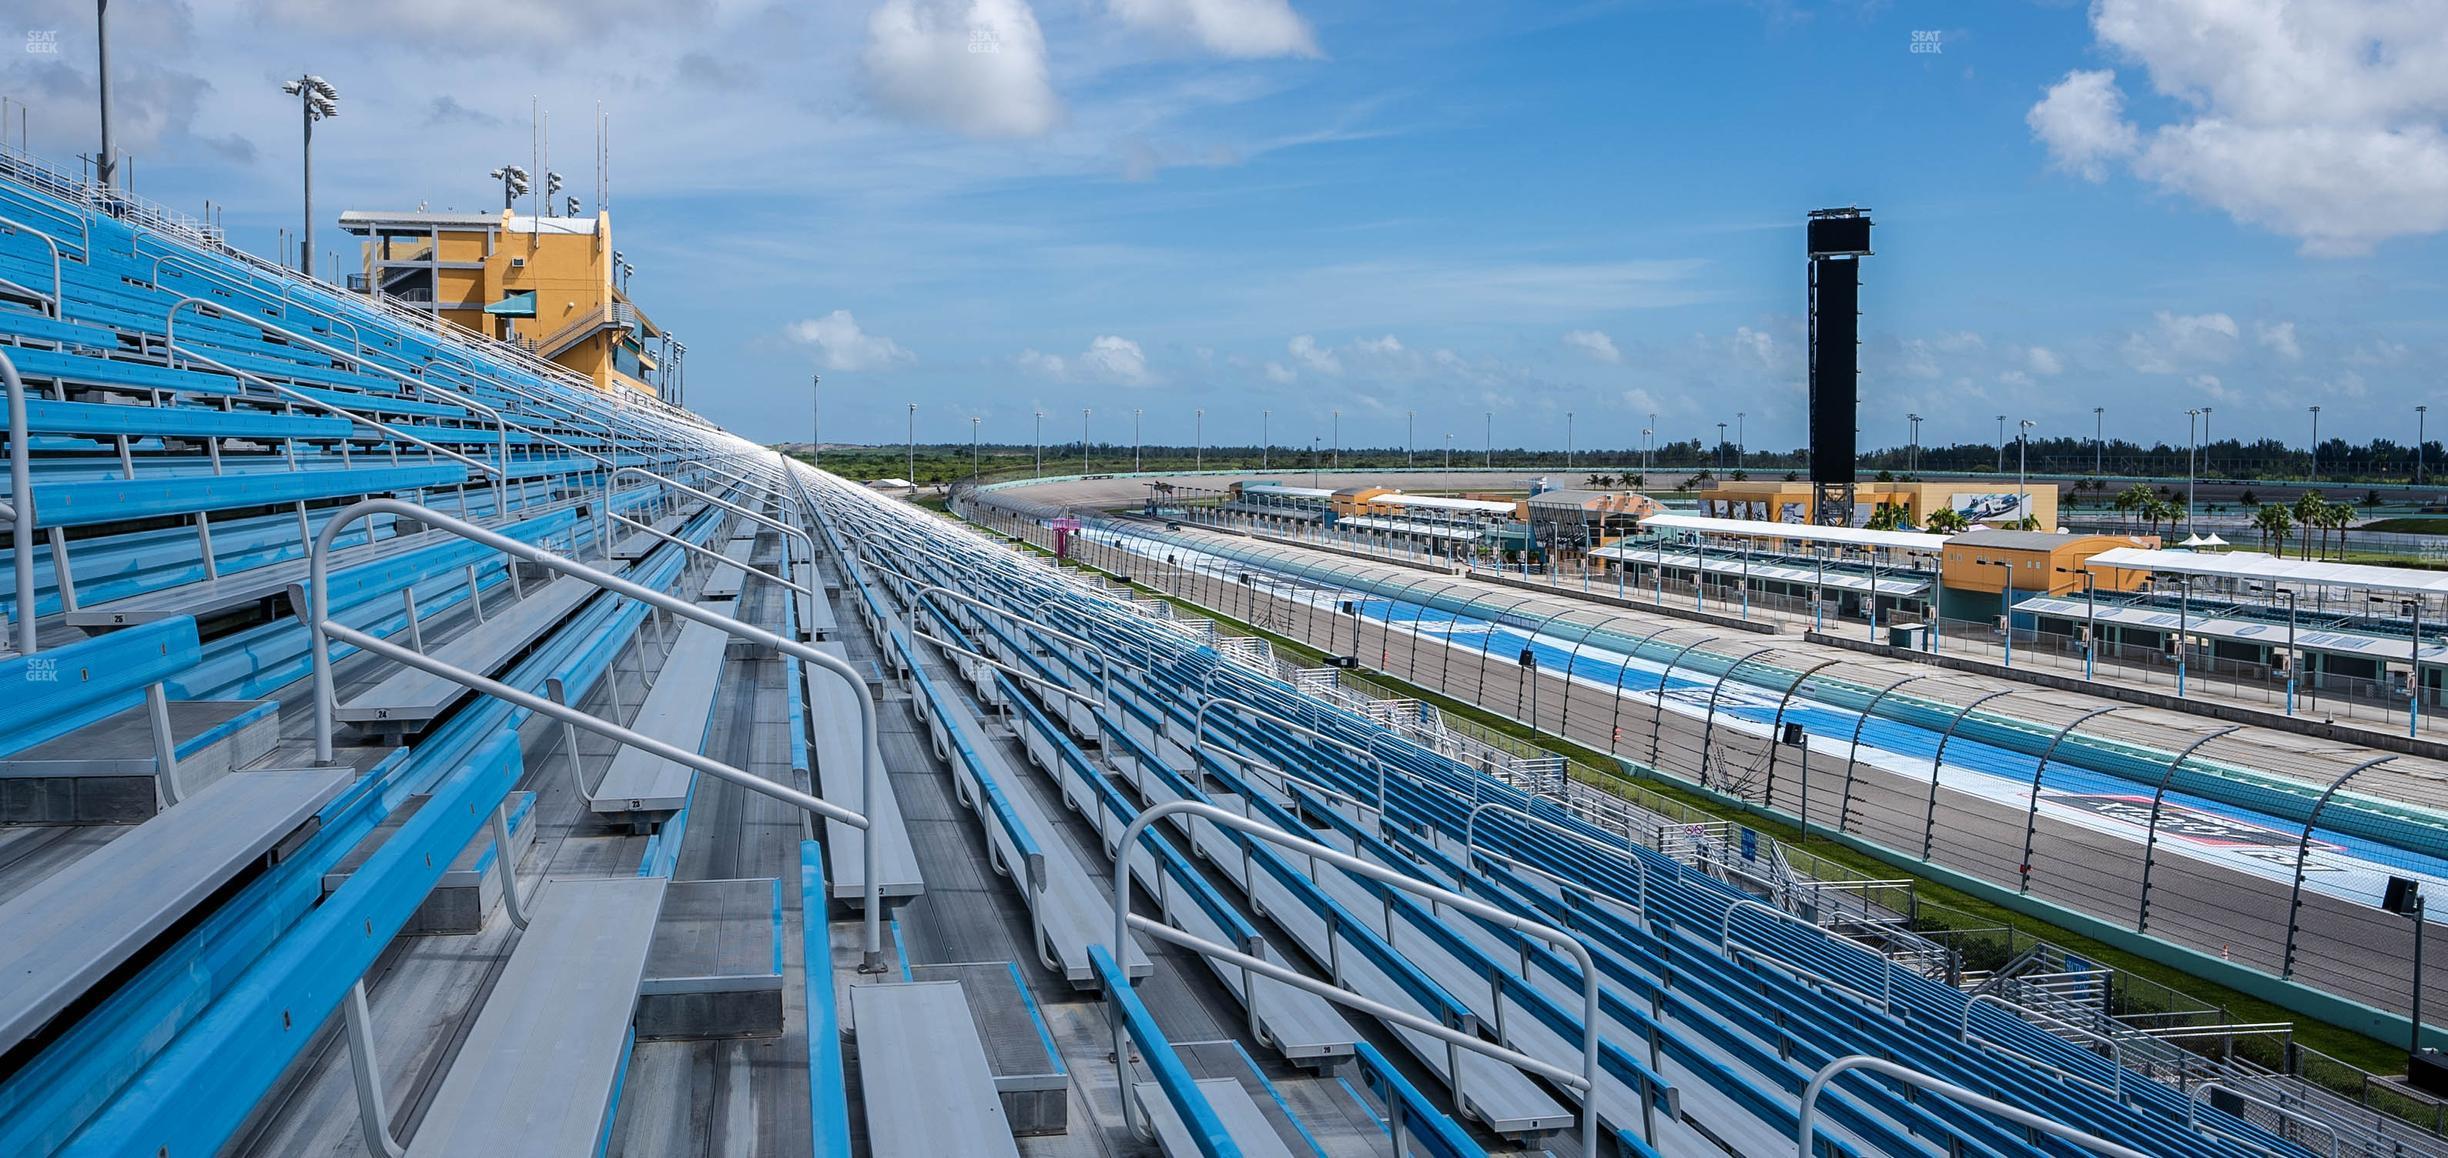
[1951,491,2029,522]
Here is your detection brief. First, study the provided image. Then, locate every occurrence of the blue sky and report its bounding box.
[4,0,2442,453]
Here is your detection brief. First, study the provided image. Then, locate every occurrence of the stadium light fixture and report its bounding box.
[489,163,531,211]
[281,74,340,276]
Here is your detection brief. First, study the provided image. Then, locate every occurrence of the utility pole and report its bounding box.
[2094,406,2104,475]
[2310,405,2322,482]
[280,76,339,277]
[95,0,116,191]
[2186,408,2200,533]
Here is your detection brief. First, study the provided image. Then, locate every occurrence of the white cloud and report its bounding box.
[1019,335,1153,384]
[2032,2,2448,254]
[2122,310,2238,374]
[2028,69,2139,182]
[1107,0,1320,58]
[1562,329,1622,364]
[1016,348,1068,378]
[864,0,1060,138]
[786,310,915,371]
[2187,372,2235,401]
[1353,334,1404,356]
[2256,320,2302,360]
[1287,334,1342,375]
[1730,326,1779,371]
[1262,361,1297,384]
[1080,335,1153,384]
[2025,345,2064,376]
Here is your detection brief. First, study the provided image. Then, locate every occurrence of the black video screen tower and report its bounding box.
[1806,208,1871,526]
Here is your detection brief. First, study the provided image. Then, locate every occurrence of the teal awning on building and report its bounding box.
[482,291,537,317]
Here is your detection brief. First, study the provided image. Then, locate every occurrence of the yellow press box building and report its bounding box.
[338,207,678,399]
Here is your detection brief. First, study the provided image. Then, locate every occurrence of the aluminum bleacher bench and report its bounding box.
[68,506,570,630]
[336,573,597,739]
[812,640,923,905]
[402,876,668,1158]
[0,344,241,396]
[1136,1077,1300,1158]
[699,538,753,601]
[33,461,468,529]
[848,981,1021,1158]
[589,618,728,830]
[0,616,278,823]
[20,396,355,443]
[0,766,350,1060]
[611,513,684,561]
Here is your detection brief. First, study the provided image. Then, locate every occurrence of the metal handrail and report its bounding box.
[163,296,513,510]
[1797,1055,2154,1158]
[917,584,1112,705]
[1720,897,1893,1012]
[608,505,813,602]
[2,351,32,653]
[2187,1081,2342,1158]
[1110,799,1617,1157]
[0,214,64,318]
[1191,689,1392,818]
[607,465,814,622]
[166,343,501,488]
[1959,992,2127,1102]
[1463,799,1651,919]
[301,497,889,971]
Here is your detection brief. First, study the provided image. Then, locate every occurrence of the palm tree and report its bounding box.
[1586,473,1606,489]
[2293,492,2326,559]
[2327,501,2355,558]
[1924,507,1971,535]
[2253,503,2293,556]
[2115,483,2154,531]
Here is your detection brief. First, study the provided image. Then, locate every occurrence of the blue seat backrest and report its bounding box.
[0,616,202,756]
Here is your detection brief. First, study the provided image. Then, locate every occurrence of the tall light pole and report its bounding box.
[2201,405,2214,479]
[1332,409,1341,470]
[2420,405,2431,486]
[94,0,116,190]
[2017,419,2034,526]
[1485,411,1492,468]
[1444,432,1453,469]
[1736,411,1746,469]
[1082,407,1091,475]
[2093,406,2105,475]
[1406,409,1415,467]
[906,402,917,486]
[489,163,531,211]
[1261,409,1270,470]
[1907,413,1921,473]
[809,373,820,468]
[2193,406,2212,533]
[1566,410,1575,472]
[1641,426,1653,479]
[1716,422,1728,470]
[1194,408,1204,471]
[2309,405,2322,482]
[1995,414,2006,473]
[1132,407,1142,472]
[970,415,980,478]
[280,75,338,277]
[1033,409,1044,477]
